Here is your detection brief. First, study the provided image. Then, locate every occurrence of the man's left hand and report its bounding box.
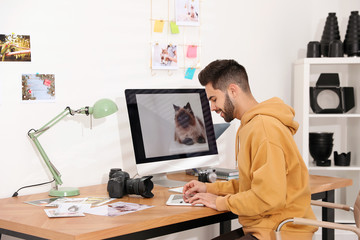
[186,193,218,210]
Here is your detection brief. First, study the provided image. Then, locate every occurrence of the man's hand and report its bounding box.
[186,193,218,210]
[182,180,206,197]
[182,180,218,210]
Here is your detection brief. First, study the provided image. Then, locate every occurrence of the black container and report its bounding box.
[344,11,360,56]
[309,132,334,166]
[307,41,321,58]
[329,40,344,57]
[320,13,341,57]
[334,151,351,166]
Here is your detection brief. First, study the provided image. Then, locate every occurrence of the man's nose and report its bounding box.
[210,102,216,111]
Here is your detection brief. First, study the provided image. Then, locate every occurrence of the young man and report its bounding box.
[183,59,317,240]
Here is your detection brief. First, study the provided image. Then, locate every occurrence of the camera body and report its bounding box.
[198,169,217,183]
[107,168,154,198]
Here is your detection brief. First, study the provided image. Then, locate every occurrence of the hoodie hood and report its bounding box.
[240,97,299,135]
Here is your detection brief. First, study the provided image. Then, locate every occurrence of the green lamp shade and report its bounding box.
[90,98,118,119]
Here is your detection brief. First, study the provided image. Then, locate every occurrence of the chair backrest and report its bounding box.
[354,191,360,228]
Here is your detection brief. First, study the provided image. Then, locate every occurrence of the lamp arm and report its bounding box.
[28,108,73,186]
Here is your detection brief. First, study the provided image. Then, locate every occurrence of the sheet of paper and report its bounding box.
[185,68,196,80]
[154,20,165,33]
[186,45,197,58]
[170,21,180,34]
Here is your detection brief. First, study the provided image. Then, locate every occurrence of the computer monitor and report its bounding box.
[125,88,219,187]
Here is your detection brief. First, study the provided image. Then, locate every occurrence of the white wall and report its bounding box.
[0,1,359,240]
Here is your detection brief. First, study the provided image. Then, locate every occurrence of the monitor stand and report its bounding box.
[151,173,187,188]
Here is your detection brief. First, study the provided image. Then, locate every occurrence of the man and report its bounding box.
[183,59,317,240]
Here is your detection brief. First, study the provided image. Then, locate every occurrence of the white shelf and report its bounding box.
[295,57,360,65]
[309,165,360,171]
[294,58,360,223]
[309,114,360,118]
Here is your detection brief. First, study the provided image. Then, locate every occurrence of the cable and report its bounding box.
[12,179,55,197]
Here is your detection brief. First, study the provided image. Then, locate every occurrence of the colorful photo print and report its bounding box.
[152,43,178,70]
[22,74,55,102]
[175,0,200,26]
[0,33,31,62]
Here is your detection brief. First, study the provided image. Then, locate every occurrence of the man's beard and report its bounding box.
[222,93,235,122]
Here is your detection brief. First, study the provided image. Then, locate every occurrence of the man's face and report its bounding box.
[205,83,235,122]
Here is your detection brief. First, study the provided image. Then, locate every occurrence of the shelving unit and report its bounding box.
[293,57,360,223]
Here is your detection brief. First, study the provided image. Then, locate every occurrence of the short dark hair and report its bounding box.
[198,59,250,93]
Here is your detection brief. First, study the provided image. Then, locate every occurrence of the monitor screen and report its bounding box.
[125,88,219,187]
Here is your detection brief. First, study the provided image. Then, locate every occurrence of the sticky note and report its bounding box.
[154,20,165,33]
[170,21,179,34]
[187,45,197,58]
[185,68,196,80]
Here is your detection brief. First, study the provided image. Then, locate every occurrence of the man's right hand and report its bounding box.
[182,180,207,199]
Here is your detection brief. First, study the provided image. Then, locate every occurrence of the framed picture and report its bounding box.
[22,74,55,102]
[152,43,178,70]
[175,0,200,26]
[0,34,31,62]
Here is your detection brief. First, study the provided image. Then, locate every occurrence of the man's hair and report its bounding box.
[198,59,250,93]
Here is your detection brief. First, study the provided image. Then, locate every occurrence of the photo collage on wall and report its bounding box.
[151,0,201,80]
[0,33,56,103]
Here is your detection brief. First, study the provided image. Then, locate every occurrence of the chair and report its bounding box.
[275,191,360,240]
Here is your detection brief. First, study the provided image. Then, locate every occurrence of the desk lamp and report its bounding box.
[28,99,118,197]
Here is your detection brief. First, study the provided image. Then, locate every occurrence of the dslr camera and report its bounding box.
[198,169,217,183]
[107,168,154,198]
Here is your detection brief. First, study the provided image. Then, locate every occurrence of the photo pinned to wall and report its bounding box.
[175,0,200,26]
[152,43,178,70]
[22,74,55,102]
[0,33,31,62]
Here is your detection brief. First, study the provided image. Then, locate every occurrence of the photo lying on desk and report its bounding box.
[44,203,91,218]
[152,43,178,70]
[24,197,59,207]
[175,0,200,26]
[22,74,55,102]
[136,93,209,158]
[85,201,153,217]
[0,33,31,62]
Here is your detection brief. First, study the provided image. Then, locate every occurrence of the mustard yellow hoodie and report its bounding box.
[206,97,317,240]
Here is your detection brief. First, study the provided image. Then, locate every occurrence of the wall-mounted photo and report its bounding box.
[0,34,31,62]
[152,43,178,70]
[175,0,200,26]
[22,74,55,102]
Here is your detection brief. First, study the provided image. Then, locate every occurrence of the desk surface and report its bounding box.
[0,174,352,240]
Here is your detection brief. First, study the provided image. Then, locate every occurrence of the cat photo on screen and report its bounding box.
[173,102,206,145]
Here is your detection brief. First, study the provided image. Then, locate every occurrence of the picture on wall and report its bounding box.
[152,43,178,70]
[175,0,200,26]
[22,74,55,102]
[0,34,31,62]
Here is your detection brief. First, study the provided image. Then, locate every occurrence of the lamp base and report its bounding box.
[49,187,80,197]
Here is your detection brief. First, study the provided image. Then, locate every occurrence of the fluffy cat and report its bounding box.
[173,102,206,145]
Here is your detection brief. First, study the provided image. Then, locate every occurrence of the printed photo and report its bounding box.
[175,0,200,26]
[0,33,31,62]
[44,203,91,218]
[46,197,88,207]
[152,43,178,70]
[24,197,59,207]
[85,201,154,217]
[22,74,55,102]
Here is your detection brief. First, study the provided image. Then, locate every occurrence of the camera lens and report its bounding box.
[126,176,154,198]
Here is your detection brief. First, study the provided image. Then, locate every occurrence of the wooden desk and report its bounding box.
[0,174,352,240]
[309,174,353,240]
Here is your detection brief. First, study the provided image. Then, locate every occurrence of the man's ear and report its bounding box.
[227,83,239,98]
